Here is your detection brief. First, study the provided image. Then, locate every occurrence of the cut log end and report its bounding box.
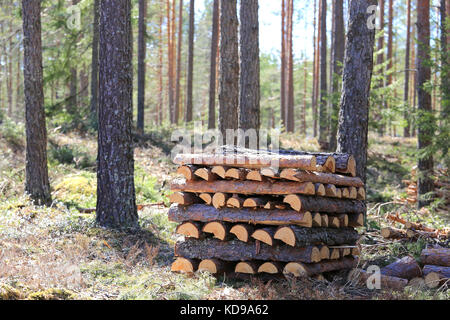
[283,262,308,277]
[169,192,198,205]
[319,246,330,260]
[195,168,216,181]
[198,259,226,274]
[212,192,230,209]
[235,261,259,274]
[283,194,302,212]
[258,262,283,274]
[175,222,201,238]
[229,224,252,242]
[357,187,366,200]
[171,257,198,273]
[246,170,264,181]
[202,221,228,240]
[315,184,326,196]
[225,168,247,180]
[348,213,364,227]
[424,272,442,289]
[274,226,296,247]
[211,166,226,179]
[227,195,245,208]
[177,165,196,181]
[243,197,266,208]
[252,229,274,246]
[312,213,322,227]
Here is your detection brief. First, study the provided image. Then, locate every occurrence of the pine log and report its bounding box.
[318,245,330,260]
[284,256,358,277]
[177,165,198,181]
[175,221,203,239]
[251,228,276,246]
[282,194,366,213]
[175,238,321,263]
[280,168,300,181]
[420,248,450,267]
[171,179,315,196]
[243,197,268,208]
[235,261,260,274]
[351,247,361,256]
[291,170,364,187]
[423,265,450,288]
[173,153,317,170]
[336,188,342,198]
[341,188,350,198]
[258,262,285,274]
[328,217,340,228]
[381,227,407,239]
[315,183,326,196]
[171,257,199,273]
[194,167,217,181]
[168,204,313,227]
[211,166,226,179]
[357,187,366,200]
[348,268,408,291]
[406,229,439,239]
[273,226,360,247]
[199,193,213,205]
[348,187,357,199]
[212,192,231,209]
[198,259,231,274]
[229,224,254,242]
[169,192,200,205]
[329,249,340,260]
[315,155,336,173]
[263,201,287,210]
[246,170,265,181]
[407,277,426,289]
[381,256,422,280]
[225,167,248,180]
[321,214,329,227]
[339,248,351,257]
[324,184,337,197]
[348,213,364,227]
[308,213,319,227]
[202,221,230,240]
[329,214,348,227]
[260,167,279,178]
[226,194,245,208]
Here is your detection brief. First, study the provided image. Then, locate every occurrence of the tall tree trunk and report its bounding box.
[329,0,345,151]
[174,0,183,124]
[22,0,51,205]
[97,0,138,228]
[440,0,449,156]
[416,0,434,208]
[377,0,385,136]
[386,0,393,135]
[286,0,294,133]
[239,0,260,145]
[218,0,239,142]
[0,22,3,119]
[16,44,22,118]
[410,18,417,137]
[301,58,307,135]
[90,0,100,125]
[318,0,328,148]
[281,0,286,129]
[314,0,321,137]
[137,0,147,132]
[158,0,164,125]
[68,0,80,122]
[8,10,13,118]
[185,0,195,123]
[208,0,219,129]
[337,0,377,182]
[404,0,411,137]
[167,0,175,123]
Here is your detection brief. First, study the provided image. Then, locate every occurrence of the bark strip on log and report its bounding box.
[168,204,313,227]
[282,194,366,213]
[423,265,450,288]
[420,248,450,267]
[284,256,358,277]
[348,268,408,291]
[380,256,422,280]
[175,238,321,263]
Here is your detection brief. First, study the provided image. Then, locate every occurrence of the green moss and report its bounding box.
[0,284,23,300]
[27,288,77,300]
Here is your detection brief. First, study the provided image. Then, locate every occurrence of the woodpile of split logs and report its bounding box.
[168,147,366,279]
[348,247,450,290]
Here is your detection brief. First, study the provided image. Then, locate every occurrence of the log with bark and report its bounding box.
[202,221,231,241]
[423,265,450,288]
[235,261,261,274]
[258,261,285,274]
[380,226,407,239]
[171,257,200,273]
[175,221,203,239]
[282,194,366,213]
[229,224,254,242]
[284,256,358,277]
[175,238,322,263]
[420,248,450,267]
[226,194,245,208]
[281,169,364,187]
[171,179,315,196]
[329,214,348,227]
[348,268,408,291]
[194,167,217,181]
[177,165,198,181]
[251,228,276,246]
[169,192,200,205]
[380,256,422,280]
[273,226,360,247]
[168,204,313,227]
[225,167,249,180]
[198,259,232,274]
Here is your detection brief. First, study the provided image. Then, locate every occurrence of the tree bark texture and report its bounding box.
[208,0,219,129]
[185,0,195,122]
[137,0,147,132]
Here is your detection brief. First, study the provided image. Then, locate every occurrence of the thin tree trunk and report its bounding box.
[404,0,411,137]
[440,0,449,151]
[137,0,147,132]
[167,0,174,123]
[318,0,328,147]
[22,0,51,205]
[314,0,321,137]
[281,0,286,129]
[239,0,260,145]
[185,0,195,123]
[90,0,100,124]
[218,0,239,142]
[337,0,377,182]
[411,18,417,137]
[377,0,385,136]
[302,58,307,135]
[97,0,138,228]
[416,0,434,208]
[386,0,393,135]
[329,0,345,151]
[208,0,219,129]
[8,10,13,118]
[174,0,183,124]
[286,0,294,133]
[16,44,22,118]
[158,0,164,124]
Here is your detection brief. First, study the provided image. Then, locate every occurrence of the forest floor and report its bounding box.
[0,120,449,300]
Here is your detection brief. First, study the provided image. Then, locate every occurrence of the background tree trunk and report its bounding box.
[239,0,260,144]
[185,0,195,123]
[174,0,183,124]
[318,0,328,148]
[22,0,51,205]
[90,0,100,124]
[208,0,219,129]
[286,0,294,133]
[281,0,286,129]
[97,0,138,228]
[137,0,147,132]
[337,0,377,182]
[440,0,449,156]
[416,0,434,208]
[218,0,239,141]
[329,0,345,151]
[403,0,411,137]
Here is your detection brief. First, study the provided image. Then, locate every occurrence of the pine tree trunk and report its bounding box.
[416,0,434,208]
[185,0,195,123]
[280,0,286,129]
[238,0,260,144]
[404,0,411,137]
[158,0,163,125]
[286,0,294,133]
[137,0,147,132]
[329,0,345,152]
[440,0,449,150]
[314,0,321,137]
[336,0,377,182]
[377,0,385,136]
[22,0,51,205]
[90,0,100,124]
[8,9,12,118]
[318,0,328,147]
[174,0,183,124]
[97,0,138,228]
[302,59,307,135]
[208,0,219,129]
[218,0,239,141]
[167,0,174,123]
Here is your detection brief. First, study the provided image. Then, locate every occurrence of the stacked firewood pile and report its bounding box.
[348,247,449,290]
[168,147,366,278]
